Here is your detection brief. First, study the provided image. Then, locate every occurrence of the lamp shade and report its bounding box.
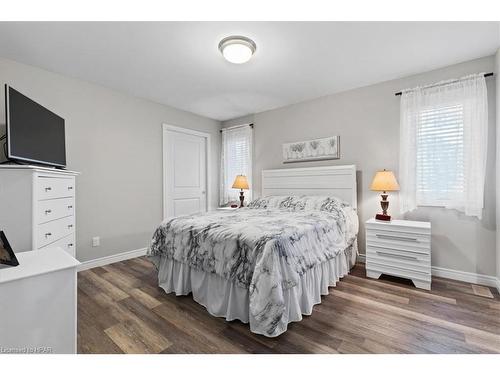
[370,170,400,192]
[232,175,249,190]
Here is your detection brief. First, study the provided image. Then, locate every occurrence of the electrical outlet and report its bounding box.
[92,236,100,247]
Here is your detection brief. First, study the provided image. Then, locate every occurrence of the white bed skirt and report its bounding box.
[150,241,357,337]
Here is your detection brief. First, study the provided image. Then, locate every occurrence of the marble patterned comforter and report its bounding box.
[148,196,358,337]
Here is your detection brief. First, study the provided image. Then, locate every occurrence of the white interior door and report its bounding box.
[163,125,209,219]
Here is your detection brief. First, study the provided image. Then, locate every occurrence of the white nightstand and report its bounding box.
[365,218,431,290]
[216,206,239,211]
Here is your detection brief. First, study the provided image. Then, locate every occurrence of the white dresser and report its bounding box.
[0,165,79,257]
[0,247,79,354]
[365,218,431,290]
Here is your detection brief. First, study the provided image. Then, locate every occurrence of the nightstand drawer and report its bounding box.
[366,235,430,255]
[366,245,430,261]
[216,207,238,212]
[365,219,431,236]
[366,261,431,280]
[366,246,430,271]
[366,229,430,251]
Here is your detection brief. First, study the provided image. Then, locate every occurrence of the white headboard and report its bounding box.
[261,165,357,209]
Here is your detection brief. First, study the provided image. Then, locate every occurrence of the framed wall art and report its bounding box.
[282,136,340,163]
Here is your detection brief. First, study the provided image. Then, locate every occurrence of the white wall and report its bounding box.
[496,48,500,287]
[224,56,497,277]
[0,57,221,262]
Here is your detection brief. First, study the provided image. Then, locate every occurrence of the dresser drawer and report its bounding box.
[37,198,75,224]
[39,233,76,257]
[36,177,75,200]
[37,216,75,248]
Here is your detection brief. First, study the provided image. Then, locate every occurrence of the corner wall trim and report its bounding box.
[356,254,498,289]
[78,247,148,272]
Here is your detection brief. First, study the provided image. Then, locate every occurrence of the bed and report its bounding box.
[148,165,359,337]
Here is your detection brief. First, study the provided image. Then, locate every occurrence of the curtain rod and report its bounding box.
[220,123,254,133]
[394,72,494,96]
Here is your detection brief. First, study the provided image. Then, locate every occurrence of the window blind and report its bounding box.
[416,104,464,206]
[399,73,488,218]
[220,125,253,205]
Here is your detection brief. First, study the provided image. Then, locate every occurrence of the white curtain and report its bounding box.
[399,73,488,219]
[220,125,253,206]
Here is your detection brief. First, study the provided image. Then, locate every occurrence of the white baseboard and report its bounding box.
[431,266,498,288]
[356,253,499,289]
[78,247,148,272]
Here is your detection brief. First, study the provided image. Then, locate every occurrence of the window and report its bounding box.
[220,125,253,206]
[399,73,488,219]
[416,103,464,206]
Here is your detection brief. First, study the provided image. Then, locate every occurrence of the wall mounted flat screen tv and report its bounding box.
[5,85,66,168]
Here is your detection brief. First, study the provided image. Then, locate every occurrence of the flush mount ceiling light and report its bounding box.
[218,36,256,64]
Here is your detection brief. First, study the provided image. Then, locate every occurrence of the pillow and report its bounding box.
[247,196,302,210]
[248,195,349,212]
[303,196,349,212]
[278,196,307,211]
[247,197,270,209]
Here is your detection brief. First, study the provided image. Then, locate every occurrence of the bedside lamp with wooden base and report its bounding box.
[370,169,400,221]
[232,175,249,208]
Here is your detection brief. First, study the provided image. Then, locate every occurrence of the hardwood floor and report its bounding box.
[77,257,500,354]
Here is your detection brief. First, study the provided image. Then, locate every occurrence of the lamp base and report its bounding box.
[375,213,391,221]
[239,190,245,208]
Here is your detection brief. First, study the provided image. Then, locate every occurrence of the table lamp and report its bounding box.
[232,175,249,208]
[370,169,400,221]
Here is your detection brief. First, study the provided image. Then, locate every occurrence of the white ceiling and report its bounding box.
[0,22,498,121]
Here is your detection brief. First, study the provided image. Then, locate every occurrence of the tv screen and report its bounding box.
[5,85,66,168]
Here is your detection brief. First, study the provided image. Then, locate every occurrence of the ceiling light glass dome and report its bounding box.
[218,36,256,64]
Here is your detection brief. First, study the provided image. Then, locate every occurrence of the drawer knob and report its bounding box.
[375,234,418,242]
[68,224,73,229]
[68,205,73,209]
[68,186,73,190]
[45,187,52,192]
[45,232,52,238]
[68,243,74,247]
[45,209,52,214]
